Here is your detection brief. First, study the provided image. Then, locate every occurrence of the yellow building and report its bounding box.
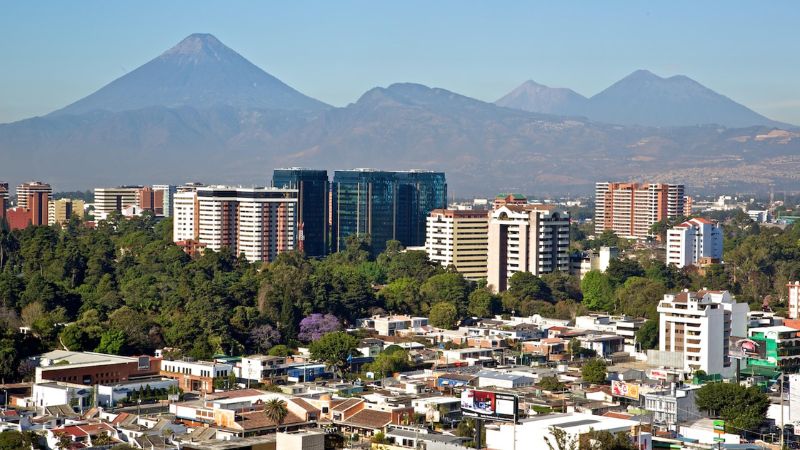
[49,198,85,225]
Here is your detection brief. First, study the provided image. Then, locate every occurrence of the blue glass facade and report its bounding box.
[273,168,330,257]
[332,170,446,254]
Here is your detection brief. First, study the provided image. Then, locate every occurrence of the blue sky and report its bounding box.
[2,1,799,124]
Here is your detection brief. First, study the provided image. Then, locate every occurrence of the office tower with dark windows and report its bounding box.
[273,168,330,257]
[332,169,446,254]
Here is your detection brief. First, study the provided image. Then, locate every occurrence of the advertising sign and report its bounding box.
[611,380,640,399]
[460,389,518,422]
[729,336,766,359]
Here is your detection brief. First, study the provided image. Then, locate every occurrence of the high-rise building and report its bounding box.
[172,186,297,262]
[486,205,571,293]
[666,218,723,268]
[788,282,800,320]
[137,187,164,216]
[657,290,748,376]
[16,181,52,210]
[332,169,446,254]
[93,186,141,219]
[273,168,330,257]
[395,171,447,247]
[594,182,685,239]
[49,198,85,225]
[425,209,489,281]
[153,185,177,217]
[7,190,50,230]
[0,183,8,224]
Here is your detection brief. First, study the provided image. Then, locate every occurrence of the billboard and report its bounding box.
[611,380,640,399]
[460,389,518,422]
[729,336,766,359]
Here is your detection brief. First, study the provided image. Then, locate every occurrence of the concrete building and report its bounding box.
[595,182,685,239]
[574,246,618,278]
[657,290,749,376]
[95,377,178,407]
[486,205,570,292]
[485,412,644,450]
[33,350,161,385]
[425,209,489,281]
[137,186,164,216]
[49,198,84,225]
[32,382,94,410]
[666,218,723,268]
[153,184,177,217]
[160,359,233,393]
[172,186,298,262]
[643,385,703,431]
[0,183,7,223]
[93,186,141,219]
[788,282,800,320]
[493,193,528,210]
[276,430,325,450]
[357,315,429,336]
[746,326,800,374]
[16,181,52,210]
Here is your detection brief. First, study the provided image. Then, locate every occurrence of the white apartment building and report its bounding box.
[575,246,618,278]
[172,186,297,262]
[425,209,488,281]
[788,282,800,319]
[486,205,570,293]
[160,360,233,393]
[666,218,723,268]
[93,186,141,219]
[657,290,748,376]
[16,181,52,210]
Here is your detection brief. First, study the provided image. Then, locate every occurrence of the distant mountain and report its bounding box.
[1,36,799,196]
[496,70,789,128]
[51,33,329,115]
[495,80,588,115]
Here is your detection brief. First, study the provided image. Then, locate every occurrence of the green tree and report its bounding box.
[605,258,645,287]
[0,431,26,450]
[538,376,566,391]
[584,429,637,449]
[419,273,470,312]
[545,426,578,450]
[695,382,769,432]
[263,398,289,431]
[636,320,659,351]
[508,272,552,303]
[367,349,410,378]
[95,330,126,355]
[581,271,614,312]
[379,278,421,315]
[309,332,359,380]
[428,302,459,330]
[581,358,607,384]
[540,272,582,302]
[268,345,292,357]
[614,277,666,319]
[467,288,500,318]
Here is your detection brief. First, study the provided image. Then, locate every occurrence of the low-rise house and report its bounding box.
[577,333,626,357]
[46,422,120,449]
[475,370,535,389]
[160,359,233,393]
[411,396,462,426]
[522,338,568,362]
[441,347,494,365]
[357,315,429,337]
[238,355,288,384]
[643,384,704,431]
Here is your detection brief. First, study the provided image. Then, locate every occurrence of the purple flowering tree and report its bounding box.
[298,314,341,342]
[249,324,281,353]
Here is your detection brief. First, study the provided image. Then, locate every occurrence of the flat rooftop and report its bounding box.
[38,351,140,370]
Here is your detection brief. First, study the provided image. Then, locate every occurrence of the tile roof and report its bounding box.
[290,397,319,413]
[341,409,392,429]
[236,410,305,431]
[331,398,362,412]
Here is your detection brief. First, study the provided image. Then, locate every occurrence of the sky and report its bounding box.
[1,1,799,124]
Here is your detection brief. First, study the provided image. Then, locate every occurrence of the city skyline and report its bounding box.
[2,1,799,124]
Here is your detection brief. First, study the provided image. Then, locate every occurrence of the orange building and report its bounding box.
[594,182,685,239]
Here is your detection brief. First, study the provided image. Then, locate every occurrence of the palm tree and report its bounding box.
[263,398,288,432]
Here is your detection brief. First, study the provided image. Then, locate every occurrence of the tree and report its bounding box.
[0,431,26,450]
[538,376,566,391]
[508,272,552,303]
[614,277,666,319]
[545,426,578,450]
[580,271,614,312]
[428,302,458,330]
[584,429,637,449]
[467,288,500,318]
[605,258,644,287]
[540,272,582,302]
[248,324,281,353]
[268,345,292,357]
[298,314,341,342]
[263,398,289,431]
[379,278,422,315]
[55,432,73,450]
[695,382,769,432]
[367,349,409,377]
[635,320,659,351]
[581,358,607,384]
[309,332,359,380]
[419,273,470,311]
[95,329,126,355]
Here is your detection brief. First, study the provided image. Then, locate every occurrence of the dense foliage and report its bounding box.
[695,382,770,432]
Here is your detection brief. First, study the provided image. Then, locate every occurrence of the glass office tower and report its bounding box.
[273,168,330,257]
[332,169,446,254]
